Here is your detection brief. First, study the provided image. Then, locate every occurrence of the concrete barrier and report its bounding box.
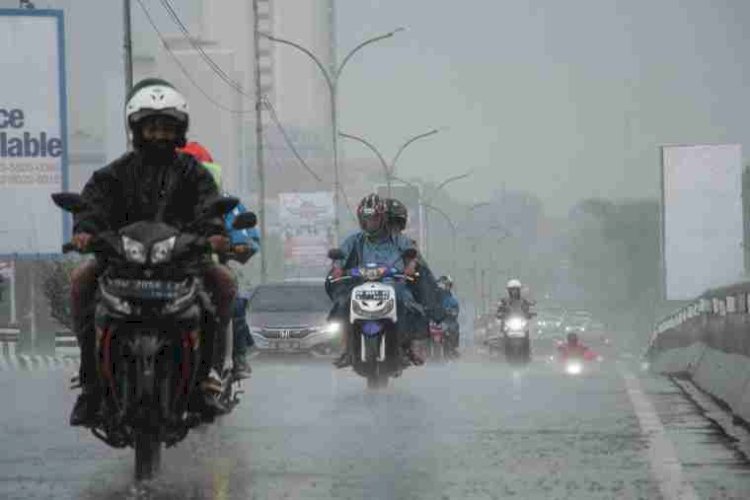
[649,281,750,424]
[0,328,79,371]
[691,349,750,415]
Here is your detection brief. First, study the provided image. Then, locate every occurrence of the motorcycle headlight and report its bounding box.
[506,317,527,331]
[122,236,147,264]
[566,362,583,375]
[151,236,176,264]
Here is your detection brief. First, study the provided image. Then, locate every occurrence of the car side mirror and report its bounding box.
[328,248,345,260]
[232,211,257,230]
[51,192,87,213]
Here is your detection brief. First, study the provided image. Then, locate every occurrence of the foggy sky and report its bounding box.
[336,0,750,211]
[5,0,750,212]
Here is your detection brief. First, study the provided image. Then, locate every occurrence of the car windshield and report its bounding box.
[249,285,330,312]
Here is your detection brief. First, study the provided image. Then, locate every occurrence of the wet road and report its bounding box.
[1,355,749,499]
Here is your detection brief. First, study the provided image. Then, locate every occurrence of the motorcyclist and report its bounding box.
[177,141,260,380]
[385,198,447,351]
[496,279,534,320]
[328,194,428,368]
[557,332,597,361]
[386,197,409,236]
[437,275,460,357]
[68,78,236,426]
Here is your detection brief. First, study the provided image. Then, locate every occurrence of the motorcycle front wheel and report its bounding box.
[134,431,161,481]
[364,336,388,390]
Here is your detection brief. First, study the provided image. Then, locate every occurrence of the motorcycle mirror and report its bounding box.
[51,192,87,213]
[328,248,345,260]
[232,211,257,230]
[402,248,418,260]
[205,196,240,217]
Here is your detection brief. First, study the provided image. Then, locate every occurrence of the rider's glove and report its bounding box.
[330,266,344,280]
[72,232,93,252]
[208,235,230,253]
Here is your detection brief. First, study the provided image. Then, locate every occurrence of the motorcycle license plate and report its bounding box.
[106,279,187,299]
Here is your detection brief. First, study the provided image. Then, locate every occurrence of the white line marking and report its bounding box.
[621,369,700,500]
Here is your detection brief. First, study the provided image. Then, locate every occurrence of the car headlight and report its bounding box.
[151,236,176,264]
[122,236,146,264]
[323,322,342,337]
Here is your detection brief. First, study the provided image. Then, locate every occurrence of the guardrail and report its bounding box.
[650,281,750,356]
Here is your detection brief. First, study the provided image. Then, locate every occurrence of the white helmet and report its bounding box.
[506,279,522,290]
[125,78,189,130]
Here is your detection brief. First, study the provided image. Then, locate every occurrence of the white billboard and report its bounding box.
[661,144,744,299]
[279,192,335,276]
[0,10,68,256]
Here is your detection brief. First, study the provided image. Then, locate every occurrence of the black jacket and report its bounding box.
[74,151,224,237]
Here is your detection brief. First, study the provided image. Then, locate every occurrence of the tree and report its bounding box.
[40,260,76,330]
[567,198,664,332]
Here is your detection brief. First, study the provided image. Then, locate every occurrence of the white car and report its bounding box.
[248,282,340,356]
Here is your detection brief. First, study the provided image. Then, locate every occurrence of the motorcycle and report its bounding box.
[327,249,418,389]
[557,344,600,376]
[503,314,531,364]
[52,192,256,480]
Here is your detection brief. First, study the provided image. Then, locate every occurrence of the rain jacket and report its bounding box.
[74,151,223,237]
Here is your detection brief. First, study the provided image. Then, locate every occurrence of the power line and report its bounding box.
[136,0,254,114]
[140,0,353,220]
[158,0,252,99]
[261,96,322,182]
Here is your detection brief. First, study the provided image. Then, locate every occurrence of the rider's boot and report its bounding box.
[333,327,352,368]
[232,353,251,380]
[401,340,425,367]
[333,351,353,368]
[198,320,229,416]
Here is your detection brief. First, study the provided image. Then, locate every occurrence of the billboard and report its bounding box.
[279,192,335,276]
[0,9,68,256]
[661,144,744,300]
[375,184,423,246]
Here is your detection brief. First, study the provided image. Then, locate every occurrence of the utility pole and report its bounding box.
[123,0,133,95]
[252,0,267,283]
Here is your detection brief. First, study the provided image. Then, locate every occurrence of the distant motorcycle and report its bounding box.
[327,249,418,389]
[52,192,256,480]
[557,344,600,376]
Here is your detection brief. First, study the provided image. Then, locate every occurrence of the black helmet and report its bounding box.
[357,193,387,237]
[566,332,579,345]
[386,198,408,232]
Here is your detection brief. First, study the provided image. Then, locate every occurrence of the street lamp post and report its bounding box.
[386,171,470,256]
[422,202,458,272]
[262,29,404,243]
[340,128,440,197]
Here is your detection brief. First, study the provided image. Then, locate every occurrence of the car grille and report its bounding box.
[261,328,312,339]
